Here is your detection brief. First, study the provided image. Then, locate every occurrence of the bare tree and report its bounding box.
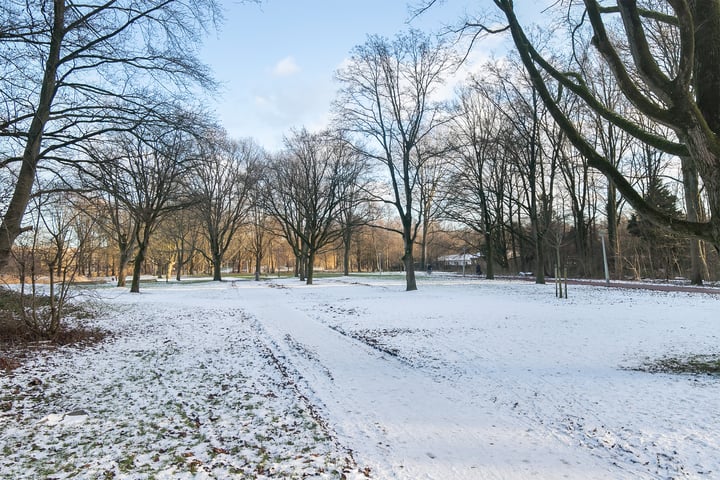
[478,60,561,284]
[159,207,203,281]
[337,174,376,276]
[586,59,636,280]
[83,117,197,293]
[447,84,509,279]
[0,0,222,271]
[573,6,706,282]
[335,30,456,290]
[246,186,273,281]
[11,188,94,338]
[262,129,364,285]
[190,133,262,281]
[416,134,452,271]
[481,2,720,250]
[92,170,137,287]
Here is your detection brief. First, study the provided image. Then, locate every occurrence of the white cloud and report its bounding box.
[253,95,273,106]
[272,56,301,76]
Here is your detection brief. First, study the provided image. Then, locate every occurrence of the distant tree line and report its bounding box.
[2,1,719,304]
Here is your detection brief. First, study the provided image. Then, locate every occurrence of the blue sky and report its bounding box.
[199,1,533,150]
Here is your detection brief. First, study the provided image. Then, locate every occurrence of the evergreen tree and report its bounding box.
[628,178,683,279]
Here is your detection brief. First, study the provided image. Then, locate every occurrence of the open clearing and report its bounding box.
[2,275,719,479]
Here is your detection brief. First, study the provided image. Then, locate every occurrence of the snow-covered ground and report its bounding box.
[1,275,719,479]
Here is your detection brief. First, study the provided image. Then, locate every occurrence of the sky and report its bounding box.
[199,1,540,151]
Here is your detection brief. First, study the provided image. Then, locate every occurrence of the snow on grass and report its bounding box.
[241,274,720,479]
[2,275,720,479]
[1,284,357,479]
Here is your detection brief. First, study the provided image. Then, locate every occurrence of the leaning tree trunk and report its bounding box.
[130,224,153,293]
[0,2,64,273]
[117,241,134,287]
[130,244,148,293]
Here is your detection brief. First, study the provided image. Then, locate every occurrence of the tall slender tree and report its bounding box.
[447,84,509,279]
[335,30,456,290]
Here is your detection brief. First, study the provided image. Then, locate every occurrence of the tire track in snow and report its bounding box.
[236,281,628,480]
[303,278,720,480]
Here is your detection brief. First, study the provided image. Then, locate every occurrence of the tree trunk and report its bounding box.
[530,189,546,284]
[117,246,132,287]
[298,242,308,282]
[402,248,417,291]
[402,225,418,291]
[0,2,65,272]
[484,230,495,279]
[681,156,706,285]
[479,189,495,279]
[130,223,154,293]
[212,253,222,281]
[511,207,521,272]
[607,183,622,279]
[175,249,184,282]
[534,229,546,284]
[210,233,223,281]
[254,250,262,281]
[306,250,316,285]
[420,219,429,270]
[130,243,147,293]
[342,228,352,276]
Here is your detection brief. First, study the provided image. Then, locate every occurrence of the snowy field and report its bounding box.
[1,274,719,479]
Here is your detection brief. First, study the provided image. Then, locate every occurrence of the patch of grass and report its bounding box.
[635,355,720,376]
[118,454,136,472]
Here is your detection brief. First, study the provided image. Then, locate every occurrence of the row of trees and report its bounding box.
[2,1,719,300]
[478,0,720,286]
[0,0,225,273]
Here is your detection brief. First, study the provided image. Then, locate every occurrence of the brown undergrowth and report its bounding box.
[0,287,107,372]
